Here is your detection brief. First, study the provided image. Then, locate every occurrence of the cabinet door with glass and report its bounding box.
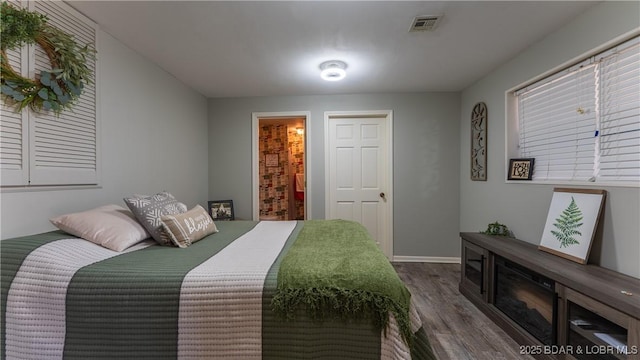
[461,239,489,302]
[563,287,639,360]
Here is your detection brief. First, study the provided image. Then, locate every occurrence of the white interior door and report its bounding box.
[325,111,392,258]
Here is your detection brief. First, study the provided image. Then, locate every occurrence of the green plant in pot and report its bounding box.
[482,221,511,236]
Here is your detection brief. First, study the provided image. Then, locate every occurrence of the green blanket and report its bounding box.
[271,219,413,344]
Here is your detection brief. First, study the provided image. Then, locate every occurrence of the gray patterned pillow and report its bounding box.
[124,191,185,245]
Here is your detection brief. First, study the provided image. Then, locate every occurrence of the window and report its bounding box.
[514,36,639,184]
[0,0,98,187]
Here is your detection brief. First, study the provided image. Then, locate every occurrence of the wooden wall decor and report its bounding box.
[470,102,487,181]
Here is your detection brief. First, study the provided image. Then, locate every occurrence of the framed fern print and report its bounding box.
[539,188,606,264]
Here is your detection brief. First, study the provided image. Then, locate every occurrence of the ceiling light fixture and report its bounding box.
[319,60,347,81]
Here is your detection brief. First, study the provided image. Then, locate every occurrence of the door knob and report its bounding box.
[379,192,386,199]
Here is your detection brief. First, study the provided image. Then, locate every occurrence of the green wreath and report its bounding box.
[0,2,96,114]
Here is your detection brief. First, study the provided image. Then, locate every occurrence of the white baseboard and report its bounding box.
[392,255,461,264]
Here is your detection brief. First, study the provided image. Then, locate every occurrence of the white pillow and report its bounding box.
[50,204,151,251]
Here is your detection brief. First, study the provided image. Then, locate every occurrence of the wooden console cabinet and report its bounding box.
[460,232,640,360]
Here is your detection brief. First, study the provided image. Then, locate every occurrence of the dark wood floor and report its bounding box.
[393,262,535,360]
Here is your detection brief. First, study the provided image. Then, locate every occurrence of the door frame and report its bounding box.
[324,110,394,258]
[251,111,311,221]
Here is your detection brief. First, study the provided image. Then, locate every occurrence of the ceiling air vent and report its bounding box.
[409,15,443,32]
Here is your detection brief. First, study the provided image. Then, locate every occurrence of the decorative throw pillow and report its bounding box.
[133,194,187,213]
[176,202,188,213]
[50,204,151,251]
[123,191,186,245]
[161,205,219,248]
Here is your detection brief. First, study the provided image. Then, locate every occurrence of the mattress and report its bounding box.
[1,220,435,360]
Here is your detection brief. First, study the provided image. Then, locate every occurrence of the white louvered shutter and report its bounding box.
[597,38,640,183]
[29,1,98,185]
[0,0,29,186]
[517,60,598,181]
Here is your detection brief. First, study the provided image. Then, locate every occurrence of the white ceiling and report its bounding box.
[70,1,597,98]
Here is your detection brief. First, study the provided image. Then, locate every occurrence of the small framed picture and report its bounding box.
[508,158,535,180]
[265,153,279,167]
[207,200,234,221]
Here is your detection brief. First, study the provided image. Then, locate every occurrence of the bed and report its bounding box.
[1,219,435,360]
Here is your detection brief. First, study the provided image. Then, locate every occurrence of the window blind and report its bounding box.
[518,61,598,181]
[597,39,640,182]
[517,36,640,184]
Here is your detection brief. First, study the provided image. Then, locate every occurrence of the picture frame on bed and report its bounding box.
[208,200,234,221]
[538,188,606,264]
[508,158,535,180]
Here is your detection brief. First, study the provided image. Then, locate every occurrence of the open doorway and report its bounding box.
[251,112,309,221]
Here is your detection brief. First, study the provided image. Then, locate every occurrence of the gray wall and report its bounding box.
[0,31,209,239]
[459,2,640,277]
[208,93,461,258]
